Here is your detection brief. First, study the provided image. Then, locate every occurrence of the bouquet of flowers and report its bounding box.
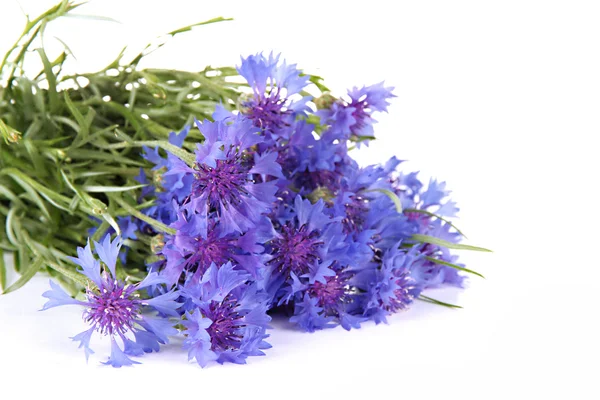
[0,1,489,368]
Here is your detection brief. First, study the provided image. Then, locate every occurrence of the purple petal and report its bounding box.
[70,327,96,362]
[133,330,161,353]
[41,280,85,310]
[136,271,169,290]
[250,151,284,179]
[138,316,176,344]
[144,291,181,317]
[102,337,140,367]
[67,240,102,287]
[93,235,122,279]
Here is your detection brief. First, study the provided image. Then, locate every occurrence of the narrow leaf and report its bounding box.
[412,234,492,252]
[418,295,462,309]
[2,257,43,295]
[0,249,6,292]
[424,256,485,278]
[81,184,148,193]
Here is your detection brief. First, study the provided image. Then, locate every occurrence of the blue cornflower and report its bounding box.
[180,262,271,367]
[356,244,421,324]
[393,172,466,288]
[165,117,283,234]
[319,82,395,145]
[396,173,459,218]
[289,266,368,332]
[265,196,350,304]
[41,236,180,367]
[408,220,466,288]
[237,53,311,139]
[275,120,354,196]
[161,206,274,285]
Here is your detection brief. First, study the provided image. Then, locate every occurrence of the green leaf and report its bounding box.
[365,188,403,213]
[106,140,196,166]
[2,257,43,295]
[81,183,147,193]
[36,48,60,112]
[424,256,485,279]
[166,17,232,36]
[411,234,492,252]
[101,213,121,236]
[0,168,74,213]
[1,169,52,219]
[0,249,6,292]
[46,260,90,288]
[418,295,462,309]
[0,184,26,209]
[64,91,96,142]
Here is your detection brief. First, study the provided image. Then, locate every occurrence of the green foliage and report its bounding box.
[0,1,244,292]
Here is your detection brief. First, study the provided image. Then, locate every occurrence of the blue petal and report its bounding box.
[41,280,85,310]
[67,240,102,287]
[138,316,176,344]
[168,125,190,147]
[136,271,169,290]
[339,312,366,331]
[145,290,181,317]
[102,337,140,368]
[249,151,284,179]
[70,327,96,362]
[121,334,145,356]
[214,262,250,301]
[93,235,122,279]
[184,336,217,368]
[133,330,161,353]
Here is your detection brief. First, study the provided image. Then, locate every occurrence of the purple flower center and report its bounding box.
[309,274,349,310]
[405,211,431,230]
[348,99,370,137]
[85,280,140,336]
[193,154,249,210]
[243,90,292,132]
[205,295,244,352]
[184,230,236,277]
[269,223,322,276]
[295,169,342,193]
[386,271,414,313]
[342,195,368,234]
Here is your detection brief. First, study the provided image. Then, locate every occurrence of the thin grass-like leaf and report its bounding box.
[0,249,7,291]
[2,257,43,295]
[424,256,485,278]
[418,295,462,309]
[412,234,492,252]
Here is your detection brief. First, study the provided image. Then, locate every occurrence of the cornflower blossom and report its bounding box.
[41,236,180,367]
[180,262,271,367]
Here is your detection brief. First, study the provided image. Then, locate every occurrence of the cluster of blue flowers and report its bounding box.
[43,53,471,368]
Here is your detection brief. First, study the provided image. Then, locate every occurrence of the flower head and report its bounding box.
[181,262,271,367]
[161,207,274,285]
[319,82,395,146]
[265,196,348,297]
[165,116,283,234]
[41,236,180,367]
[237,53,310,139]
[356,244,421,324]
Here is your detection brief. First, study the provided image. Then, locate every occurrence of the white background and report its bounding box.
[1,0,599,399]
